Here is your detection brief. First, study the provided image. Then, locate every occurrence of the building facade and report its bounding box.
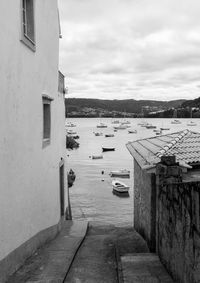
[127,130,200,282]
[0,1,66,281]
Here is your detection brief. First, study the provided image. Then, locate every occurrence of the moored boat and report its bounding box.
[121,120,131,125]
[67,129,77,135]
[112,180,130,193]
[105,134,114,137]
[145,124,156,129]
[110,169,130,178]
[187,121,197,126]
[114,124,127,130]
[66,122,76,127]
[91,155,103,159]
[171,119,181,124]
[97,122,107,128]
[112,120,120,124]
[94,132,103,136]
[128,129,137,134]
[160,127,170,131]
[102,146,115,152]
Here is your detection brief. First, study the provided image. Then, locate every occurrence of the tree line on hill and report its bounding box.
[65,97,200,118]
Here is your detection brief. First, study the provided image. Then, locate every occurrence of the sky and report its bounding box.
[58,0,200,101]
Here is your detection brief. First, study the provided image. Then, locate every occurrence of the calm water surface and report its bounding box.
[66,118,200,226]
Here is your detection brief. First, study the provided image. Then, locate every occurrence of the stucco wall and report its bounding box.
[156,162,200,283]
[134,160,156,250]
[0,0,66,262]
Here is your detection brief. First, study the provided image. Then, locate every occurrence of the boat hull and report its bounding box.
[113,187,129,193]
[102,147,115,152]
[110,170,130,178]
[112,180,130,193]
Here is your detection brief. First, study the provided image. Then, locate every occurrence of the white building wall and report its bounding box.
[0,0,66,261]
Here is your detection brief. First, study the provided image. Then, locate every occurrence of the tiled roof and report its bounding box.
[126,130,200,169]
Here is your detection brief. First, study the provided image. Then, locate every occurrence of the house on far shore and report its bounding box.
[127,129,200,283]
[0,1,67,282]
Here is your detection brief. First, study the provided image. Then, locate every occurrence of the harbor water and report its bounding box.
[66,118,200,226]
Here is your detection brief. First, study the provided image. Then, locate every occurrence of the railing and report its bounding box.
[58,71,65,94]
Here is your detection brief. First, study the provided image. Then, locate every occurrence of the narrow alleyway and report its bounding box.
[6,221,174,283]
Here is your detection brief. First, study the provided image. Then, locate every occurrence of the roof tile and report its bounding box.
[126,129,200,169]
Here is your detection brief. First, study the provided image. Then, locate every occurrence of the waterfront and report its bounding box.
[66,118,200,226]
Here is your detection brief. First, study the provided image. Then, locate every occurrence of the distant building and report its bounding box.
[127,130,200,282]
[0,1,66,281]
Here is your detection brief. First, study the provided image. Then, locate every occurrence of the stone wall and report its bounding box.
[134,160,156,251]
[156,160,200,283]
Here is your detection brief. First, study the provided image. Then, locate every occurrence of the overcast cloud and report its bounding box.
[58,0,200,101]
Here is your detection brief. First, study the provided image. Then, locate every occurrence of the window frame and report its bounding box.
[42,95,53,148]
[20,0,36,51]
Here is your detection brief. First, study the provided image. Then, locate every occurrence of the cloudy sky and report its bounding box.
[58,0,200,101]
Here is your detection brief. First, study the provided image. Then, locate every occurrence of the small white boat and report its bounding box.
[171,119,181,124]
[121,120,131,125]
[187,121,197,126]
[66,122,76,127]
[156,130,162,135]
[97,122,107,128]
[105,134,114,137]
[94,132,103,136]
[138,121,149,127]
[91,155,103,159]
[110,169,130,178]
[67,130,77,135]
[114,124,127,130]
[112,120,120,124]
[128,129,137,134]
[146,124,156,129]
[112,180,130,193]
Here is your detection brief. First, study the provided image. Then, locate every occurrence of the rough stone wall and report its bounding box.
[134,160,156,251]
[157,161,200,283]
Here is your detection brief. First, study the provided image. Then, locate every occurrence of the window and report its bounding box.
[21,0,35,51]
[42,96,53,147]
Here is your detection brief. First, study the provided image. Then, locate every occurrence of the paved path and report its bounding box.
[7,220,88,283]
[6,222,174,283]
[64,222,149,283]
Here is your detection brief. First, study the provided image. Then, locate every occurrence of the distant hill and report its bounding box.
[65,98,186,114]
[181,97,200,108]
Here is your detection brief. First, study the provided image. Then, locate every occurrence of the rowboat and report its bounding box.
[66,122,76,127]
[94,132,103,136]
[112,120,120,124]
[121,120,131,125]
[128,129,137,134]
[171,119,181,124]
[110,169,130,178]
[97,122,107,128]
[187,121,197,126]
[67,130,77,135]
[91,155,103,159]
[102,146,115,152]
[112,180,130,193]
[146,124,156,129]
[114,124,127,130]
[105,134,114,137]
[160,127,170,130]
